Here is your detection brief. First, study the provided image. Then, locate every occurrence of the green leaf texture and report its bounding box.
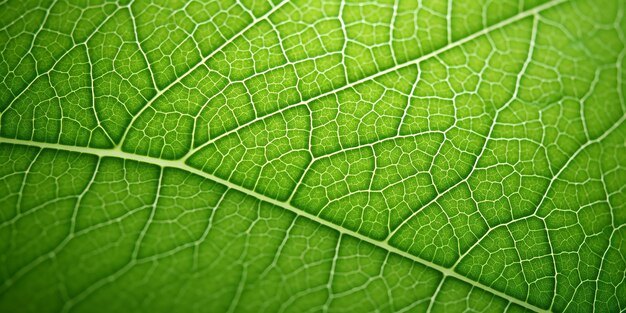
[1,0,625,312]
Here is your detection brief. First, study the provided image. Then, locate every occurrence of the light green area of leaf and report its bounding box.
[0,0,625,312]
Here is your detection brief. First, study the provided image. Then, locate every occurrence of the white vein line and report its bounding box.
[449,115,626,270]
[0,0,575,310]
[0,6,123,118]
[115,0,291,148]
[0,156,101,294]
[60,165,164,313]
[185,0,567,160]
[425,275,446,313]
[387,13,541,241]
[0,136,550,313]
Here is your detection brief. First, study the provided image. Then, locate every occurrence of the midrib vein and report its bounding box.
[0,1,572,310]
[0,137,548,313]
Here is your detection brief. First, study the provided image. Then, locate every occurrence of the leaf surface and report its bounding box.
[1,0,625,312]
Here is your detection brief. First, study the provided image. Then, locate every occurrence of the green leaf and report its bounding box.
[1,0,625,312]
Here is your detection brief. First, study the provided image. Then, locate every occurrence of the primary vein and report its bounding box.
[0,136,548,313]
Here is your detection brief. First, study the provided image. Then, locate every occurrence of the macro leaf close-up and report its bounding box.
[1,0,625,312]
